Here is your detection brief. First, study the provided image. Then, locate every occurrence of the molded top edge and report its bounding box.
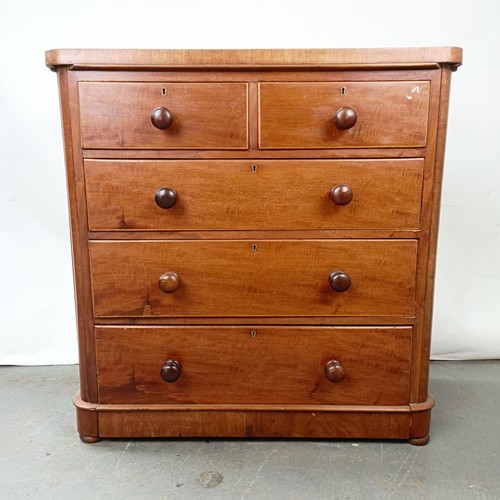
[46,47,462,70]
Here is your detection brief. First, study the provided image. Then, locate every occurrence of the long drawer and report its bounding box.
[89,239,417,318]
[84,159,424,231]
[95,326,412,405]
[259,81,429,149]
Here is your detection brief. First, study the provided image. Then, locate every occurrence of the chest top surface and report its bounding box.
[46,47,462,70]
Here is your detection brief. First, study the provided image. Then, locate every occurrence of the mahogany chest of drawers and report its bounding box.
[46,48,461,444]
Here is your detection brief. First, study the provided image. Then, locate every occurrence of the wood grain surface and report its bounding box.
[259,81,429,149]
[79,82,248,149]
[95,326,412,405]
[48,48,460,442]
[89,239,418,318]
[46,47,462,70]
[84,159,424,231]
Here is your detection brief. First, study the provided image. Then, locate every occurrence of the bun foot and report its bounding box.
[409,435,430,446]
[79,435,102,443]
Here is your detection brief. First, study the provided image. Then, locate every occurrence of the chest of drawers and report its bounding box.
[46,48,461,445]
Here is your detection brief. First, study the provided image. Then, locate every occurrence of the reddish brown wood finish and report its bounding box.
[89,240,418,318]
[84,159,424,231]
[415,67,456,402]
[56,71,99,404]
[99,409,412,439]
[74,397,99,441]
[73,393,434,440]
[95,326,411,405]
[259,81,429,149]
[46,47,462,70]
[79,82,248,149]
[48,48,461,444]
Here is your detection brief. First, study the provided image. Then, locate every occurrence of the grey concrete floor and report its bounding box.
[1,361,499,499]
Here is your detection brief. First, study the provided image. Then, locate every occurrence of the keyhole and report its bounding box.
[161,87,167,96]
[250,330,257,338]
[252,244,258,252]
[251,164,258,173]
[340,86,347,95]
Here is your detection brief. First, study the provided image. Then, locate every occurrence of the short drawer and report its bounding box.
[78,82,248,149]
[85,159,423,231]
[259,81,429,149]
[89,240,417,318]
[95,326,412,405]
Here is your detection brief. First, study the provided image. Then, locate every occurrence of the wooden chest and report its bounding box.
[46,48,461,445]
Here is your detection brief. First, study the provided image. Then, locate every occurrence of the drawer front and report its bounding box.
[95,326,412,405]
[89,240,417,318]
[79,82,248,149]
[85,159,423,231]
[259,81,429,149]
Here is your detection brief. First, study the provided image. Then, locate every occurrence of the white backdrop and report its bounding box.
[1,0,499,364]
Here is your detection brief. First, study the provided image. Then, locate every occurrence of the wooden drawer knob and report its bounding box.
[160,359,182,383]
[334,107,357,130]
[151,106,173,129]
[155,187,177,209]
[329,271,351,292]
[158,271,180,293]
[330,184,353,205]
[325,359,346,383]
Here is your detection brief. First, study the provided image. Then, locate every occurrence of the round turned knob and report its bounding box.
[151,106,173,129]
[334,106,357,130]
[155,187,177,209]
[325,359,346,383]
[160,359,182,383]
[158,271,180,293]
[330,184,353,206]
[329,271,351,292]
